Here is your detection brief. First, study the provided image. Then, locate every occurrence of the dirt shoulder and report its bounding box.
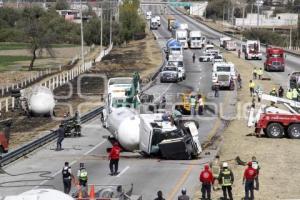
[202,52,300,199]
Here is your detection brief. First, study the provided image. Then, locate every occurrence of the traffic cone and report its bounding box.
[89,184,95,200]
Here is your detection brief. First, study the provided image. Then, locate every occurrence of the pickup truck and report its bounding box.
[160,66,179,83]
[199,52,214,62]
[167,61,186,81]
[212,54,224,64]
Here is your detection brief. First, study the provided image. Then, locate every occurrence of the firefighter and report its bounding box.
[200,164,213,200]
[249,80,255,97]
[211,155,221,191]
[192,53,196,63]
[77,163,88,187]
[252,68,257,80]
[62,162,74,194]
[243,162,257,200]
[292,88,298,101]
[286,89,293,100]
[177,188,190,200]
[257,68,263,80]
[109,142,121,176]
[251,156,260,190]
[218,162,234,200]
[269,88,277,96]
[278,86,284,98]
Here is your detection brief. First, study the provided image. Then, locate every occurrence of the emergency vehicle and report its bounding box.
[264,47,285,72]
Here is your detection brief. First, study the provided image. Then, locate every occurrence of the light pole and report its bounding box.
[80,0,85,71]
[99,2,103,55]
[256,0,263,27]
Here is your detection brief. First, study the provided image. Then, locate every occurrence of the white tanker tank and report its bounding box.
[106,107,140,151]
[21,86,55,115]
[2,189,73,200]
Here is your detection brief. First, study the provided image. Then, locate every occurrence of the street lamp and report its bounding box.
[255,0,263,27]
[80,0,85,71]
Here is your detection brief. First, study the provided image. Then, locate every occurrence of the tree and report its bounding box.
[21,7,56,70]
[55,0,69,10]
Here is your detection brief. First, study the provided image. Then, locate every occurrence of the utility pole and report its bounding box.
[242,6,245,30]
[290,19,292,50]
[100,2,103,54]
[80,0,85,71]
[109,1,112,46]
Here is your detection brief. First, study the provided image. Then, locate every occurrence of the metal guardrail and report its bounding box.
[0,107,104,167]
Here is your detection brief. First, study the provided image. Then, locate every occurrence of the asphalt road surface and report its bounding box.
[0,2,252,200]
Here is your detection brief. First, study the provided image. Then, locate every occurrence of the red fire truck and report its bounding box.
[248,94,300,139]
[264,47,285,72]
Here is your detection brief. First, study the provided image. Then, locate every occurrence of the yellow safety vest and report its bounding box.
[286,91,293,99]
[221,169,232,186]
[253,69,257,74]
[292,89,298,98]
[249,82,255,88]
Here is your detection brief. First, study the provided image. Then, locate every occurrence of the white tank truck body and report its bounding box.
[21,86,55,115]
[2,189,73,200]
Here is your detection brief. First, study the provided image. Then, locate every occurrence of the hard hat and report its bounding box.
[181,188,186,194]
[223,162,228,168]
[272,88,276,91]
[247,162,252,167]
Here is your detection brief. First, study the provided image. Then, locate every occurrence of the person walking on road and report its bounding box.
[243,162,257,200]
[257,68,263,80]
[56,124,65,151]
[77,163,88,187]
[238,49,241,58]
[200,164,214,200]
[213,81,220,97]
[218,162,234,200]
[198,95,204,115]
[237,74,242,89]
[278,86,284,98]
[160,96,166,109]
[249,80,255,97]
[109,142,121,176]
[62,162,74,194]
[178,188,190,200]
[252,68,257,80]
[251,156,260,190]
[192,53,196,63]
[154,190,165,200]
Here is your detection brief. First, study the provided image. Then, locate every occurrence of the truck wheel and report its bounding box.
[287,124,300,139]
[266,123,284,138]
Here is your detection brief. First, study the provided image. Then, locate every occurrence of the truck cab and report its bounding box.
[150,17,159,30]
[167,16,175,31]
[189,31,202,49]
[264,48,285,72]
[243,40,262,60]
[173,29,188,49]
[212,62,236,90]
[165,39,183,61]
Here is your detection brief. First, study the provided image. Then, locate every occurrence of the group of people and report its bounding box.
[61,142,121,196]
[199,155,260,200]
[189,94,204,115]
[252,68,264,80]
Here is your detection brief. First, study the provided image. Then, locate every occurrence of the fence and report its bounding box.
[0,44,113,114]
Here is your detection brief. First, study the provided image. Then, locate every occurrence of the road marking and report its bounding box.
[116,166,130,177]
[33,140,107,189]
[153,83,173,102]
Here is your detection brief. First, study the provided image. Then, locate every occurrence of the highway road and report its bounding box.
[0,3,237,200]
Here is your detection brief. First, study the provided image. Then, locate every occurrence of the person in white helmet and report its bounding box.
[218,162,234,200]
[177,188,190,200]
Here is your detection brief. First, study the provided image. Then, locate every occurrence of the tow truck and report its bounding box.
[248,94,300,139]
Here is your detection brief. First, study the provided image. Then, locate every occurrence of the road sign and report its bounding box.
[168,0,192,7]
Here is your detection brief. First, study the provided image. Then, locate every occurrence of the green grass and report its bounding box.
[0,55,31,71]
[0,42,78,50]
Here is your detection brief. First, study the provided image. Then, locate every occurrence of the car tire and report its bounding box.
[266,123,284,138]
[287,124,300,139]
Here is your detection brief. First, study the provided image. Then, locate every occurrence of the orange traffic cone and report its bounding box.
[89,184,95,200]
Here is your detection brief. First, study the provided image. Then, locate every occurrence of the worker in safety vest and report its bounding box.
[292,88,298,101]
[210,155,221,191]
[243,162,257,200]
[199,164,214,200]
[249,80,255,97]
[286,89,293,100]
[218,162,234,200]
[252,68,257,80]
[269,88,277,97]
[109,142,121,176]
[190,95,196,116]
[77,163,88,187]
[257,68,263,80]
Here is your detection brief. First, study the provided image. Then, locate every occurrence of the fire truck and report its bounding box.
[248,94,300,139]
[242,40,262,60]
[264,47,285,72]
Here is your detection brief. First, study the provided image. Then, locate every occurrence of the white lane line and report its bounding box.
[116,166,130,178]
[33,140,107,189]
[153,83,173,102]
